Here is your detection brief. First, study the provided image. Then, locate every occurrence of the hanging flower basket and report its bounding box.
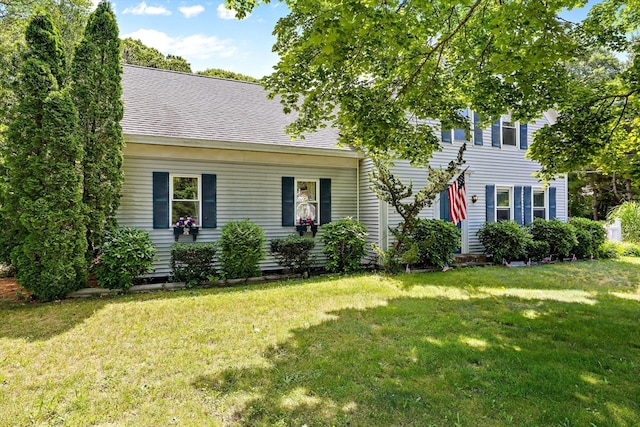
[173,217,199,241]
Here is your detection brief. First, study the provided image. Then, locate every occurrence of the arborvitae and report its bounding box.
[4,13,87,300]
[71,1,124,261]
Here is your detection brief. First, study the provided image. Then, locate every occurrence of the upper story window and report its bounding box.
[502,121,517,146]
[533,189,546,219]
[441,108,470,143]
[171,175,200,224]
[496,187,512,221]
[296,179,318,224]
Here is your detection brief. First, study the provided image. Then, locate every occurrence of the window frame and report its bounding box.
[295,178,320,225]
[496,186,513,221]
[533,188,547,220]
[502,120,517,146]
[170,174,201,226]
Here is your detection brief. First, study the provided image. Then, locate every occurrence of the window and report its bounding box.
[296,179,318,224]
[492,116,527,148]
[496,188,511,221]
[171,175,200,225]
[533,189,546,219]
[282,177,331,227]
[502,121,516,146]
[441,108,470,143]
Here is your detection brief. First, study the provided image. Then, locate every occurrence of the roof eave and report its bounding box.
[123,133,365,159]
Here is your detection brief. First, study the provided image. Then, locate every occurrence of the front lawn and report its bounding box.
[1,259,639,426]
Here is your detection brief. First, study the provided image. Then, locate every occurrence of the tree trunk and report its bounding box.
[591,177,598,221]
[625,178,633,201]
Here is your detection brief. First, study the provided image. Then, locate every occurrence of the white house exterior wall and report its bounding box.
[359,114,568,256]
[118,143,359,277]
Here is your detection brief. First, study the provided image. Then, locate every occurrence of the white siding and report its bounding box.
[118,152,358,276]
[360,114,568,255]
[358,158,382,264]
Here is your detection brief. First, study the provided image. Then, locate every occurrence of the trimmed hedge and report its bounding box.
[321,218,368,273]
[219,220,265,279]
[477,221,528,263]
[528,219,577,259]
[270,234,316,274]
[170,242,217,287]
[569,217,606,259]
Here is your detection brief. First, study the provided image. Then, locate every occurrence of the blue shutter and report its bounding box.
[514,186,523,225]
[153,172,169,229]
[440,189,450,222]
[282,177,295,226]
[520,123,528,150]
[202,174,217,228]
[320,178,331,225]
[486,185,495,222]
[491,119,501,147]
[441,128,452,143]
[524,186,533,225]
[549,187,557,219]
[473,112,483,145]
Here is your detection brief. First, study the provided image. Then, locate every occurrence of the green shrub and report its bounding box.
[477,221,528,263]
[270,234,316,274]
[321,218,368,273]
[569,217,606,259]
[618,241,640,257]
[597,241,620,259]
[219,220,265,279]
[528,218,577,259]
[409,219,460,268]
[170,242,217,287]
[607,201,640,243]
[524,238,550,262]
[94,227,157,290]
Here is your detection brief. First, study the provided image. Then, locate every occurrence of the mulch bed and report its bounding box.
[0,276,29,302]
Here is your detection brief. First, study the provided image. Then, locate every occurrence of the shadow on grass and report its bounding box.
[194,294,640,426]
[0,276,315,341]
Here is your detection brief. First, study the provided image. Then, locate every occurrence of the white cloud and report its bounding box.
[122,29,238,61]
[217,3,248,20]
[123,2,171,16]
[179,5,205,18]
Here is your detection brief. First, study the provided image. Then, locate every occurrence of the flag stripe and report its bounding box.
[448,173,467,225]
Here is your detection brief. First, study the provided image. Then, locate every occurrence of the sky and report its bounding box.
[112,0,289,78]
[110,0,600,79]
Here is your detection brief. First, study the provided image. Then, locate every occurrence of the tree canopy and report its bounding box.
[224,0,640,172]
[197,68,260,82]
[121,38,192,73]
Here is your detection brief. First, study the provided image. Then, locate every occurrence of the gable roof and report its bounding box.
[121,65,353,154]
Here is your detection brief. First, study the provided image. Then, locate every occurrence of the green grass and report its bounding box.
[1,259,640,426]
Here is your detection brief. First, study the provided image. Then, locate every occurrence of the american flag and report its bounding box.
[447,172,467,225]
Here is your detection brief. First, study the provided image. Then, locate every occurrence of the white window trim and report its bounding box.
[495,186,513,221]
[499,115,520,148]
[295,178,320,225]
[532,188,547,220]
[170,174,201,225]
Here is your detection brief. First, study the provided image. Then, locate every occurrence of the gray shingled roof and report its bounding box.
[121,65,349,152]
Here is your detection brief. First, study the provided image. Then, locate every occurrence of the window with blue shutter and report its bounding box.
[549,187,557,219]
[520,123,528,150]
[486,184,495,222]
[440,189,450,222]
[282,177,295,226]
[514,186,523,225]
[320,178,331,225]
[201,174,217,228]
[441,128,452,143]
[524,186,533,225]
[473,112,483,145]
[491,120,501,147]
[283,177,332,227]
[153,172,169,229]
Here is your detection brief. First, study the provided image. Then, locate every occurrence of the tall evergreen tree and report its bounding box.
[71,1,124,260]
[4,13,87,300]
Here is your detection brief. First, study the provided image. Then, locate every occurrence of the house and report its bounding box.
[119,65,567,276]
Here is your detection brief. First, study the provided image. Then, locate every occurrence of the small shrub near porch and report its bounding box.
[219,219,265,279]
[321,218,367,273]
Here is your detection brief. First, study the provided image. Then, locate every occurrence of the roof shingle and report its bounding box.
[121,65,348,152]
